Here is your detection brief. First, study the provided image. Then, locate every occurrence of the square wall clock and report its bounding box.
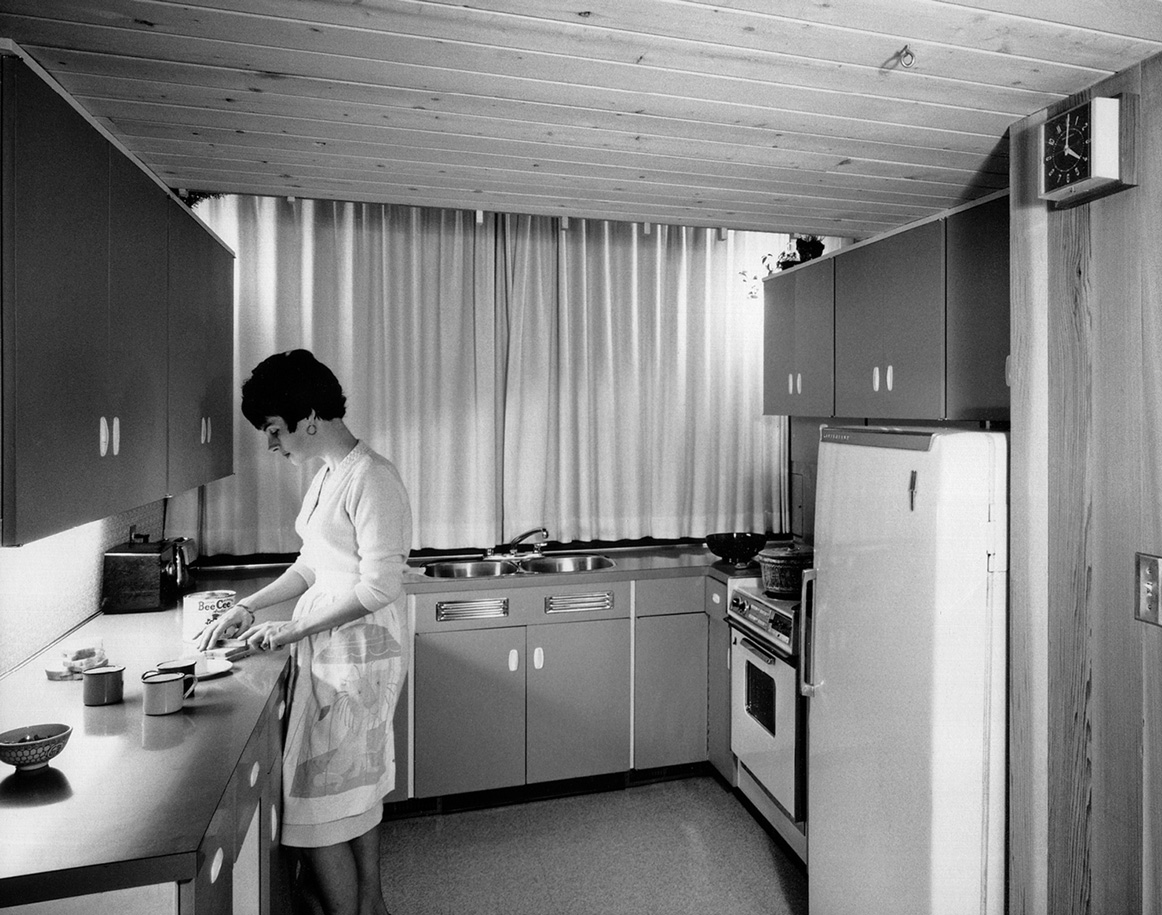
[1039,94,1137,208]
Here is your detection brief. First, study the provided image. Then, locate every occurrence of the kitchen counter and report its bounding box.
[0,547,766,907]
[406,543,759,592]
[0,571,285,908]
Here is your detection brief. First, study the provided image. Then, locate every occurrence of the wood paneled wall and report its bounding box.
[1010,56,1162,915]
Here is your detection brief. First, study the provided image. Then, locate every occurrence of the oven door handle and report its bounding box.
[798,568,821,698]
[739,636,780,665]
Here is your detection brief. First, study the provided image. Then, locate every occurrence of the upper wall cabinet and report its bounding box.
[834,219,946,419]
[167,200,234,497]
[943,195,1010,420]
[763,194,1010,422]
[0,56,233,545]
[763,258,834,416]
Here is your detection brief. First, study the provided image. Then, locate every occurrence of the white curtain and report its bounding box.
[169,196,501,553]
[170,197,789,555]
[502,217,786,542]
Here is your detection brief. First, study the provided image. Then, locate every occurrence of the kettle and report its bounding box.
[171,538,198,593]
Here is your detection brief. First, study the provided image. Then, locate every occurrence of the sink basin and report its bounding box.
[425,559,520,578]
[519,554,615,574]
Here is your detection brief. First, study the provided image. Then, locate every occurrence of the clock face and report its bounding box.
[1043,104,1092,191]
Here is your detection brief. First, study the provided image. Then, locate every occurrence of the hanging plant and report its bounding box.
[776,234,825,270]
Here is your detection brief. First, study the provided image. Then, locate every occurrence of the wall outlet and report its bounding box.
[1136,552,1162,626]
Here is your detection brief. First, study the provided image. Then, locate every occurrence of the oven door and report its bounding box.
[730,629,802,821]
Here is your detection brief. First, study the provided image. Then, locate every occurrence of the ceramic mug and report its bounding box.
[156,658,198,699]
[82,664,125,706]
[141,671,185,716]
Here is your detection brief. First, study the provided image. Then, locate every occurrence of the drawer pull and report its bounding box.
[544,592,614,614]
[250,760,260,787]
[436,598,509,621]
[508,649,519,672]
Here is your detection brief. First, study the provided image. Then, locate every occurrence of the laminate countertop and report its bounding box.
[0,571,285,907]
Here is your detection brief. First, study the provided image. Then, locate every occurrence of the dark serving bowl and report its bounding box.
[705,532,767,568]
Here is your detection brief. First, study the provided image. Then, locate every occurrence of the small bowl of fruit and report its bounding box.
[0,724,72,772]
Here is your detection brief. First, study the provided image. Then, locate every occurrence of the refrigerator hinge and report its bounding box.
[986,507,1008,572]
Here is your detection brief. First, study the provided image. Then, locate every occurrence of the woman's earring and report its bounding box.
[306,423,317,436]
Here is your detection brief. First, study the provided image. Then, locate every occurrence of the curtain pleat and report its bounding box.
[168,197,790,555]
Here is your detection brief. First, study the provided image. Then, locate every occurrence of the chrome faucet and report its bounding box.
[488,527,549,557]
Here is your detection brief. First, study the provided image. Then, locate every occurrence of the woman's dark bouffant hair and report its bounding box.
[241,349,347,432]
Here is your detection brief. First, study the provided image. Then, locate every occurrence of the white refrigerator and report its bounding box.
[803,426,1007,915]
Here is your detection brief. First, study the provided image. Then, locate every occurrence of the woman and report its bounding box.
[199,349,411,915]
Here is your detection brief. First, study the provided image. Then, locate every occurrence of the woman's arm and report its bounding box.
[195,566,310,650]
[240,591,372,651]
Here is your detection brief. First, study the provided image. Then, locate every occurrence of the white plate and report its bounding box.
[195,658,233,680]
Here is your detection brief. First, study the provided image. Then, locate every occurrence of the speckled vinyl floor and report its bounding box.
[378,777,807,915]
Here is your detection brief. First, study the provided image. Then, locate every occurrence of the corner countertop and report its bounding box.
[0,571,286,906]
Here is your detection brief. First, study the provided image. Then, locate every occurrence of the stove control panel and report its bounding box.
[728,587,797,657]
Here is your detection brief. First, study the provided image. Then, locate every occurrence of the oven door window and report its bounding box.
[746,660,778,736]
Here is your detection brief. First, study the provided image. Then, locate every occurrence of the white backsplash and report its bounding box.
[0,501,165,677]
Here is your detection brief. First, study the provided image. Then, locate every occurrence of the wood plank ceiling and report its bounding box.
[3,0,1162,239]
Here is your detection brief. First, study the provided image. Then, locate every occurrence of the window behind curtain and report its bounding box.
[169,196,790,554]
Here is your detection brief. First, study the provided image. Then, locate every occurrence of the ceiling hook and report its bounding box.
[899,45,916,68]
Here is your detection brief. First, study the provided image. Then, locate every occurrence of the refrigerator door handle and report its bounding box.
[799,568,821,697]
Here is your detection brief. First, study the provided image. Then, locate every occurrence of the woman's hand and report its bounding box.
[238,619,300,653]
[196,605,253,651]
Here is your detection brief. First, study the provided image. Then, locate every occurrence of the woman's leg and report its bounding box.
[352,823,390,915]
[303,841,358,915]
[303,826,388,915]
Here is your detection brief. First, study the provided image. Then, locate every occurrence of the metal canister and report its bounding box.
[182,589,236,641]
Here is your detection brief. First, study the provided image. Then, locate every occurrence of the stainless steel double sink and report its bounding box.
[424,554,615,578]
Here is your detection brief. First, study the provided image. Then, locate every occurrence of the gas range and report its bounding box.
[727,585,799,658]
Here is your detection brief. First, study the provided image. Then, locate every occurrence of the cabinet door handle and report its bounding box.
[534,646,544,670]
[206,415,212,444]
[886,364,894,392]
[99,416,109,457]
[200,417,207,445]
[210,846,225,883]
[249,760,260,787]
[796,372,802,394]
[787,372,793,395]
[508,649,519,672]
[711,592,721,605]
[112,416,121,456]
[872,366,880,392]
[270,801,279,841]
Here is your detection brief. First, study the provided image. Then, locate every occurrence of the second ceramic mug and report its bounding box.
[155,659,198,698]
[141,671,185,715]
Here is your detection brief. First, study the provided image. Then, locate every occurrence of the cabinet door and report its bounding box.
[413,627,526,797]
[4,59,109,544]
[945,195,1010,420]
[705,579,735,783]
[167,201,234,496]
[526,618,631,783]
[634,613,708,769]
[763,259,834,417]
[835,221,944,419]
[106,153,169,512]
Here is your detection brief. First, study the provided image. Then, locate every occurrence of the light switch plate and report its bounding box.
[1136,552,1162,626]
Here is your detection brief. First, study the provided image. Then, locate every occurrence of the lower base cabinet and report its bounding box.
[634,613,708,769]
[414,618,631,798]
[705,579,735,784]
